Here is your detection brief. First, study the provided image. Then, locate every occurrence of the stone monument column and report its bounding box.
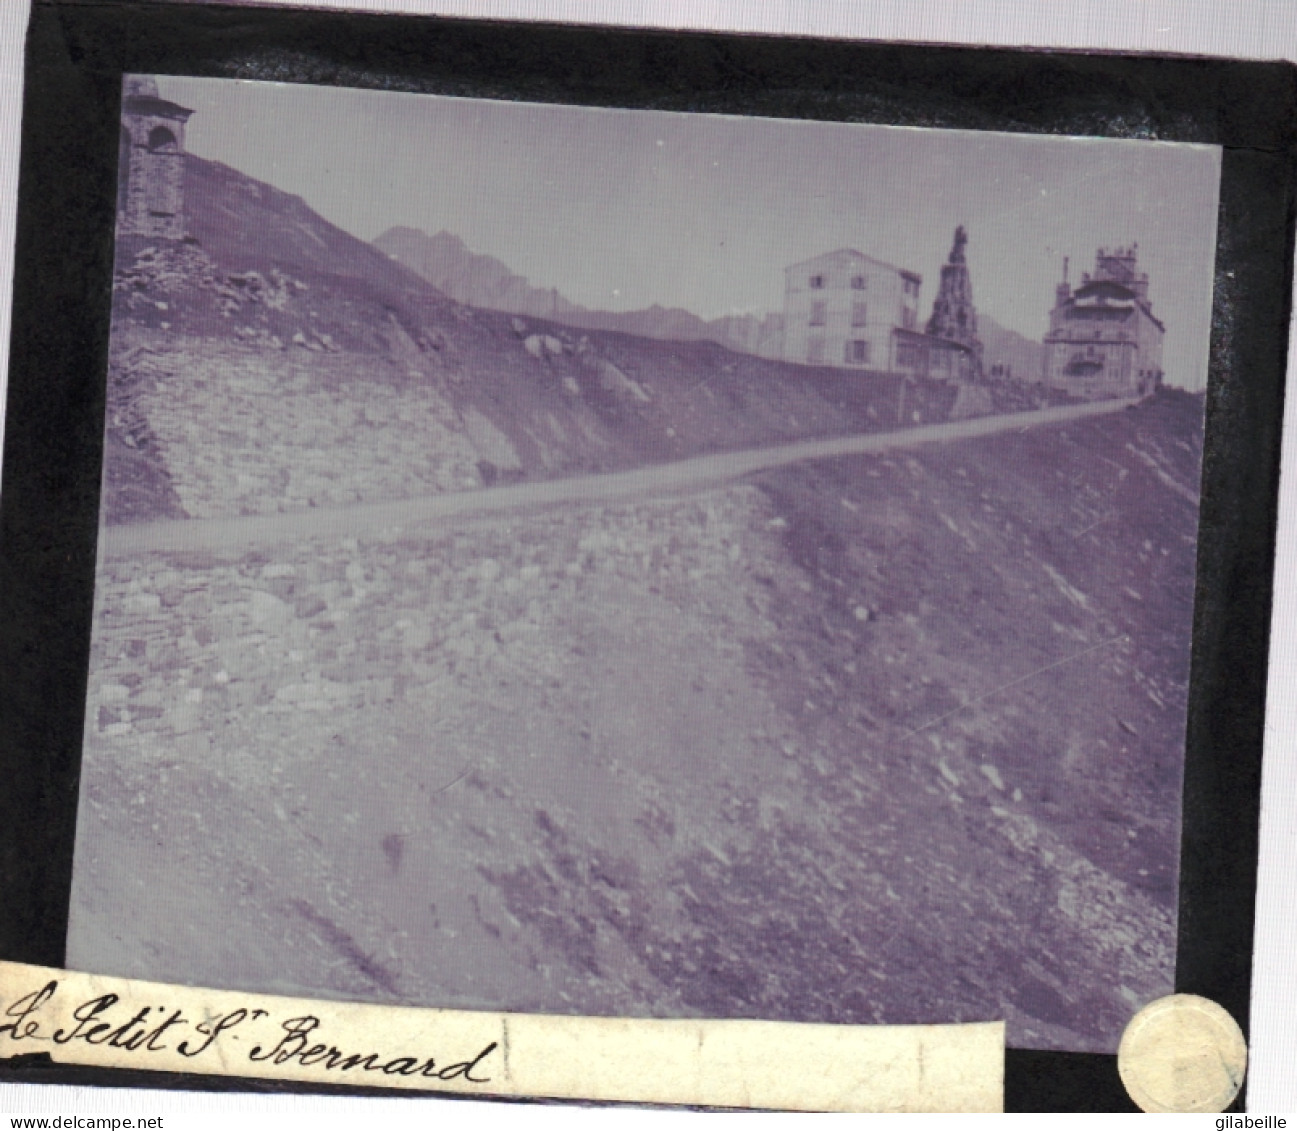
[925,225,984,380]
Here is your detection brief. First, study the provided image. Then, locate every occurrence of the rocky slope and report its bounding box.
[70,391,1201,1053]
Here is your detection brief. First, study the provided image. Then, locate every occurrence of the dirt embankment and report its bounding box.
[71,392,1201,1053]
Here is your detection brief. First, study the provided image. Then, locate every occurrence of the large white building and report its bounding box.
[782,249,921,370]
[1042,246,1165,400]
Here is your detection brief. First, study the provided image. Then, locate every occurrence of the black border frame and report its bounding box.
[1,0,1293,1113]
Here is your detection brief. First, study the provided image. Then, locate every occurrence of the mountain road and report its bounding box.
[102,396,1137,558]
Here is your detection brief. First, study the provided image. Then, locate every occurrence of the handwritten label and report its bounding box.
[0,961,1003,1111]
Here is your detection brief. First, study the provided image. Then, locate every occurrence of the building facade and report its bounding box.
[782,249,921,370]
[1042,246,1165,400]
[118,76,193,240]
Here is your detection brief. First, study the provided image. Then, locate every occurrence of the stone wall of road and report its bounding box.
[120,337,488,519]
[85,485,787,765]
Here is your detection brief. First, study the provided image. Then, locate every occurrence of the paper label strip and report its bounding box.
[0,961,1003,1111]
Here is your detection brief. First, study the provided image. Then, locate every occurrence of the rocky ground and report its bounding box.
[69,391,1202,1054]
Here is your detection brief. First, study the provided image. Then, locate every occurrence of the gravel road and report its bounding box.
[102,398,1136,558]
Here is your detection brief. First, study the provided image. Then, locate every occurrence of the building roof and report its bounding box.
[122,95,194,122]
[784,247,917,280]
[1068,278,1164,331]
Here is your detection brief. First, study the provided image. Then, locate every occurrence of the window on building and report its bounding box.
[851,302,867,327]
[848,340,869,365]
[850,275,866,290]
[809,274,825,289]
[809,300,827,327]
[902,307,916,330]
[807,337,826,365]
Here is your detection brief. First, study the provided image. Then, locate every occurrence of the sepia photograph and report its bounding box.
[65,74,1221,1056]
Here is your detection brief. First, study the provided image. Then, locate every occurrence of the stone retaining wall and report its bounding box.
[85,485,785,772]
[123,338,484,518]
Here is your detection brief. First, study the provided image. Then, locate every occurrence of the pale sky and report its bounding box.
[159,76,1222,390]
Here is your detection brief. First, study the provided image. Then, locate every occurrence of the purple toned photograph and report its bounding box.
[67,75,1220,1053]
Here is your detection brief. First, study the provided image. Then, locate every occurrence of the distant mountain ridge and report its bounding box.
[373,228,567,319]
[373,226,785,358]
[979,318,1046,383]
[374,225,1043,377]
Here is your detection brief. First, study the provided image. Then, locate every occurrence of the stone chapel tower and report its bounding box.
[926,225,983,377]
[118,77,193,240]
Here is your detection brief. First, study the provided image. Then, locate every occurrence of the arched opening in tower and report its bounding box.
[147,126,178,153]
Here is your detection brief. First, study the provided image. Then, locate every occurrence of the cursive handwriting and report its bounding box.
[1,978,496,1086]
[249,1015,496,1080]
[48,994,254,1055]
[1,982,57,1041]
